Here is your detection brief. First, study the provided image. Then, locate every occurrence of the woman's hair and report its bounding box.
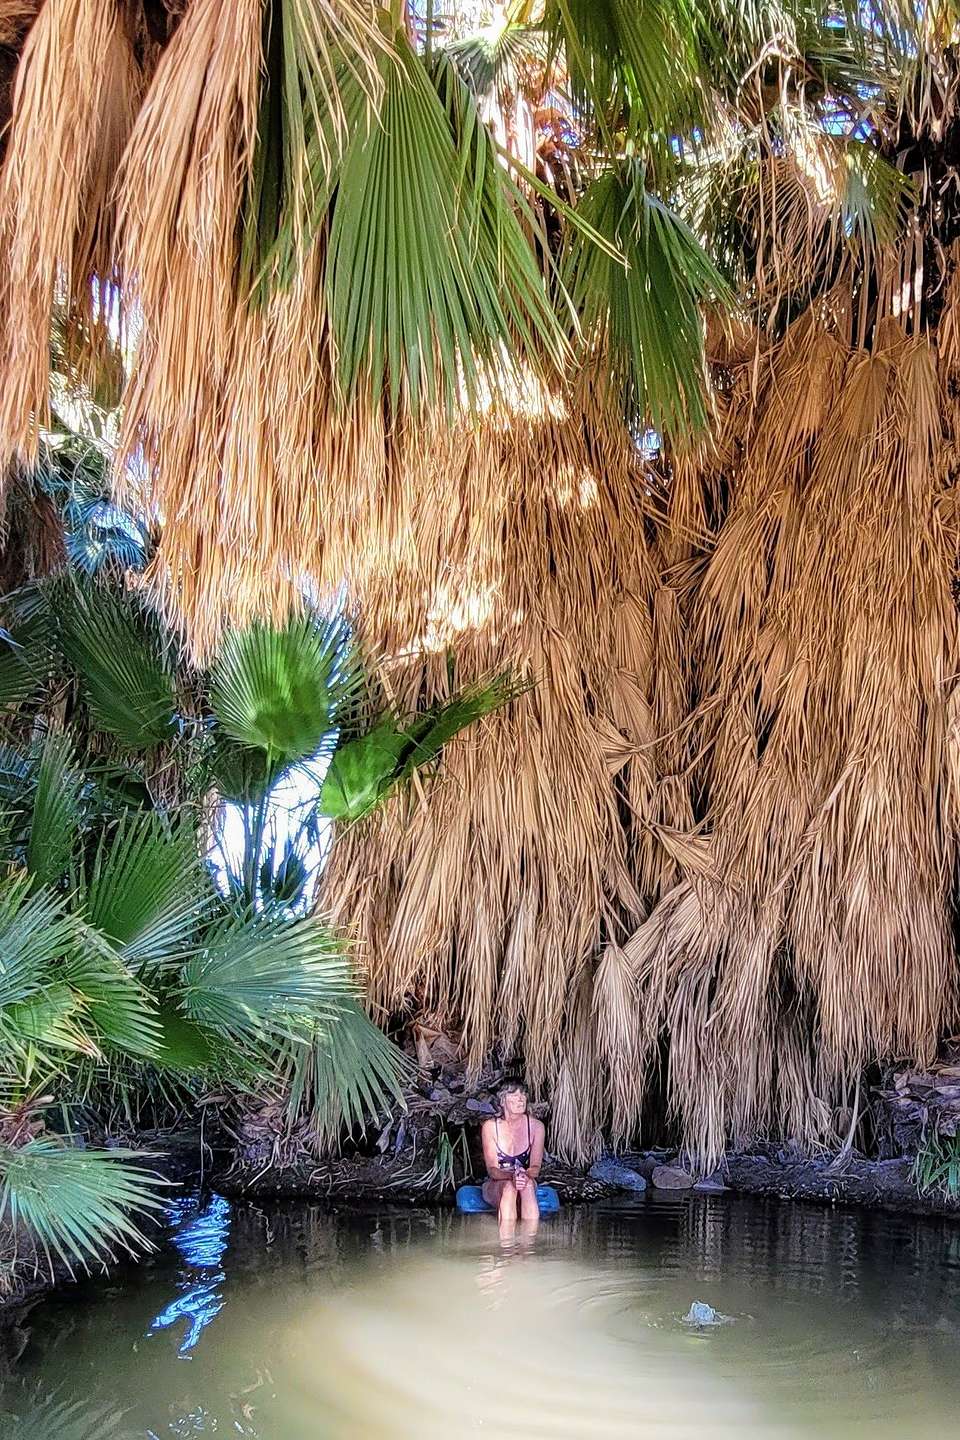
[498,1078,528,1099]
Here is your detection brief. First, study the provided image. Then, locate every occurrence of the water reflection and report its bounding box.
[0,1389,137,1440]
[3,1194,960,1438]
[147,1194,231,1357]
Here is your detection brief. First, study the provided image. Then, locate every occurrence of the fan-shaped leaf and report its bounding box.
[0,1140,167,1274]
[180,913,353,1044]
[208,734,279,806]
[0,877,82,1010]
[57,583,176,751]
[82,814,209,968]
[283,998,410,1152]
[241,0,389,298]
[25,733,83,889]
[327,29,564,413]
[319,717,410,821]
[545,0,704,139]
[0,604,53,710]
[563,163,729,435]
[62,933,162,1061]
[446,21,545,107]
[321,674,524,822]
[259,836,310,907]
[209,613,360,768]
[842,140,913,250]
[3,986,90,1058]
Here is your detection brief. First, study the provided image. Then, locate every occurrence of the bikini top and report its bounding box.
[495,1115,532,1170]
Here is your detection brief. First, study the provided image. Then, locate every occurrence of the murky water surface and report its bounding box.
[2,1191,959,1438]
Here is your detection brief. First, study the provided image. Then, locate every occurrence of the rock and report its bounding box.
[682,1300,732,1328]
[693,1174,729,1194]
[617,1151,662,1181]
[652,1164,695,1190]
[588,1157,648,1192]
[465,1097,495,1115]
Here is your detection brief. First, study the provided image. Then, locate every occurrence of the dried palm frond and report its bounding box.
[689,116,913,333]
[320,372,679,1105]
[0,1,40,49]
[620,300,960,1168]
[550,967,603,1164]
[115,0,277,653]
[592,941,644,1146]
[0,0,145,469]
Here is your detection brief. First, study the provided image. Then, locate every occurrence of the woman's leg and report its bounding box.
[482,1178,519,1222]
[518,1180,540,1223]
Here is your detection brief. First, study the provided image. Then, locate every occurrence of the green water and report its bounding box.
[2,1191,959,1438]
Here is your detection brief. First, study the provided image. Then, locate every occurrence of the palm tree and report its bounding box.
[0,528,519,1275]
[2,1,959,1174]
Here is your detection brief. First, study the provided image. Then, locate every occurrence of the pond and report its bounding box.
[1,1190,959,1438]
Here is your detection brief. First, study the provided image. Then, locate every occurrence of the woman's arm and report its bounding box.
[481,1120,515,1181]
[524,1118,546,1180]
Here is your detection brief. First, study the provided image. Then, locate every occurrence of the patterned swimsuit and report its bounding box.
[495,1116,532,1171]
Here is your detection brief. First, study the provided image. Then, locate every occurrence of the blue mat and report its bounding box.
[455,1184,560,1214]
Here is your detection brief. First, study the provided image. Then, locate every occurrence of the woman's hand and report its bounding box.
[514,1166,529,1192]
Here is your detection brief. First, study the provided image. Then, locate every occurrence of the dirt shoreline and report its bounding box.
[720,1147,960,1217]
[215,1141,960,1220]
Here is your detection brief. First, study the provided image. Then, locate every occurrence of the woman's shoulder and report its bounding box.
[480,1116,497,1133]
[530,1114,545,1135]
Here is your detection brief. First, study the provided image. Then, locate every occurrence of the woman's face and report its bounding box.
[501,1087,528,1117]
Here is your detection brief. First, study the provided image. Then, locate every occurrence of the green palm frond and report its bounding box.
[320,672,525,822]
[56,582,176,751]
[430,48,565,362]
[61,934,162,1062]
[0,880,104,1084]
[320,716,418,823]
[0,603,53,711]
[2,986,94,1069]
[0,742,32,810]
[842,140,914,251]
[327,28,564,413]
[179,912,353,1045]
[38,426,150,577]
[151,1007,220,1073]
[208,734,279,806]
[0,1139,167,1274]
[25,733,83,890]
[209,613,360,769]
[259,835,311,908]
[398,673,528,775]
[283,997,411,1152]
[63,505,150,578]
[545,0,704,139]
[446,19,546,111]
[0,877,82,1011]
[81,813,208,967]
[241,0,390,296]
[563,162,730,435]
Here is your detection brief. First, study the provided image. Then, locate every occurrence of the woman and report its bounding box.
[481,1080,545,1228]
